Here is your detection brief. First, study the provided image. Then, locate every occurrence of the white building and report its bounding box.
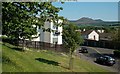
[32,20,63,45]
[97,29,104,33]
[81,30,99,41]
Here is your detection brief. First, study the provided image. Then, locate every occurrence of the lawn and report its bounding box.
[2,42,110,72]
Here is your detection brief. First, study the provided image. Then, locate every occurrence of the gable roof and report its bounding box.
[81,30,98,35]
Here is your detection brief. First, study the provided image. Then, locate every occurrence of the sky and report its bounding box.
[53,2,119,21]
[70,0,120,2]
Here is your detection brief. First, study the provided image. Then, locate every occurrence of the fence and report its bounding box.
[3,38,119,52]
[19,40,67,52]
[83,39,120,49]
[1,38,67,52]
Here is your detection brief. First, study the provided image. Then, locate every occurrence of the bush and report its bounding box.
[0,36,19,46]
[113,50,120,58]
[0,36,12,43]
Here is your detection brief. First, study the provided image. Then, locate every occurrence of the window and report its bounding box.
[53,30,60,36]
[53,25,56,29]
[53,25,58,30]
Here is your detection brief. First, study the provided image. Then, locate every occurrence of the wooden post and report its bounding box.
[35,41,36,49]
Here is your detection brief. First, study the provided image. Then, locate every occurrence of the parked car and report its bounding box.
[79,47,88,53]
[95,55,115,66]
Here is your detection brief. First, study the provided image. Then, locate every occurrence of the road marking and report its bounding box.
[89,47,102,55]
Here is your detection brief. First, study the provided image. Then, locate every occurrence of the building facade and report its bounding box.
[32,20,63,46]
[82,30,99,41]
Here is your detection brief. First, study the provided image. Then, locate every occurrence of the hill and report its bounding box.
[70,17,119,26]
[2,42,109,72]
[70,17,104,24]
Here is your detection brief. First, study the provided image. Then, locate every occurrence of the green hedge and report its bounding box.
[113,50,120,58]
[0,36,19,46]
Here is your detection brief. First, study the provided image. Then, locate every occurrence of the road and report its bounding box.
[76,46,120,73]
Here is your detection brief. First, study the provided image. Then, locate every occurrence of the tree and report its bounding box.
[2,2,64,49]
[0,2,2,36]
[111,27,120,49]
[63,23,84,70]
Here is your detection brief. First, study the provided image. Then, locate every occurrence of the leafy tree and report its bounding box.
[103,26,116,33]
[63,23,84,70]
[0,2,1,35]
[2,2,64,49]
[112,27,120,49]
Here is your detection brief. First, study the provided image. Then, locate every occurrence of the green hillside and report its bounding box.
[2,42,110,72]
[70,17,120,27]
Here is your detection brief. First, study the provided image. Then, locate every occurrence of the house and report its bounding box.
[97,29,105,33]
[32,19,63,47]
[81,30,99,41]
[80,29,116,49]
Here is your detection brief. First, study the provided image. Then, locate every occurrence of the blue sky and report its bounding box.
[70,0,120,2]
[53,2,119,21]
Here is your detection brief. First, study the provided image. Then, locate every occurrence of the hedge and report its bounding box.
[0,36,19,46]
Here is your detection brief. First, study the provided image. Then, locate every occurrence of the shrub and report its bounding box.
[0,36,19,46]
[113,50,120,58]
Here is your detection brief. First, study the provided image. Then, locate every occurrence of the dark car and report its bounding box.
[95,55,115,66]
[79,47,88,53]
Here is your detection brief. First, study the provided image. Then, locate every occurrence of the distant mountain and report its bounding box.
[69,17,119,26]
[70,17,104,24]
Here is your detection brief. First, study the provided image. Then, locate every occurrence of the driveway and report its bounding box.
[76,46,120,73]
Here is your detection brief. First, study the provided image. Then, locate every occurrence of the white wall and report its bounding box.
[31,19,63,45]
[43,21,51,43]
[32,37,40,41]
[57,35,62,44]
[88,31,99,41]
[50,20,63,44]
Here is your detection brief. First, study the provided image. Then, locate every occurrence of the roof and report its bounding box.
[81,30,98,35]
[99,33,112,40]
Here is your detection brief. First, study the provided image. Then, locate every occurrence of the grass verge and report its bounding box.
[2,42,110,72]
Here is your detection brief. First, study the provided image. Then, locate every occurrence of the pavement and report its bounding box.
[76,46,120,73]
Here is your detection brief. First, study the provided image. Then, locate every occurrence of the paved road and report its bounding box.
[76,46,120,73]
